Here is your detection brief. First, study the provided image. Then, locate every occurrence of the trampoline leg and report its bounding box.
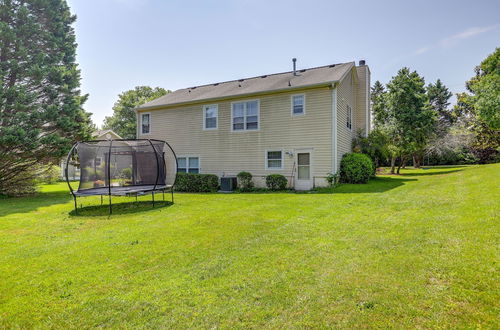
[100,195,103,205]
[152,191,155,208]
[162,189,165,201]
[171,187,174,204]
[73,196,78,215]
[109,194,112,215]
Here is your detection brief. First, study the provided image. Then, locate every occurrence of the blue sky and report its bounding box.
[67,0,500,125]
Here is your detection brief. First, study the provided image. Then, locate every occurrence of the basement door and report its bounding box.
[295,150,313,190]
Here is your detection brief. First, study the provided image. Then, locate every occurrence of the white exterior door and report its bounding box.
[295,150,313,190]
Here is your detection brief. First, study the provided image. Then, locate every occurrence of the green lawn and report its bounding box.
[0,165,498,328]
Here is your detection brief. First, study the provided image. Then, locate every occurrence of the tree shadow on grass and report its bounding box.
[0,190,73,217]
[313,176,418,194]
[399,168,464,177]
[69,201,173,217]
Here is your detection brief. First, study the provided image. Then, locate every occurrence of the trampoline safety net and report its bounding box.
[65,139,177,200]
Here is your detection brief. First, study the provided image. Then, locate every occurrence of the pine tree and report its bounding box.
[0,0,93,195]
[427,79,453,137]
[371,80,388,128]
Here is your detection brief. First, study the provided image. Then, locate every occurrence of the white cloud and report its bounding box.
[413,24,498,56]
[414,46,430,55]
[440,25,498,47]
[109,0,149,9]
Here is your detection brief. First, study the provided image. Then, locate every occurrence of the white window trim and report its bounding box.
[177,155,201,173]
[140,112,152,135]
[202,104,218,130]
[347,104,353,131]
[295,148,314,182]
[291,93,306,116]
[230,99,260,132]
[265,149,284,170]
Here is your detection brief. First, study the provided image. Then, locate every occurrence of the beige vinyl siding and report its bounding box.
[138,87,333,187]
[355,65,370,135]
[335,70,356,170]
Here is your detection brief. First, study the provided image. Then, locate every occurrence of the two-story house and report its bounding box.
[135,60,370,190]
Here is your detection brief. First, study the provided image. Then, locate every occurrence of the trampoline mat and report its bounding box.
[74,185,171,196]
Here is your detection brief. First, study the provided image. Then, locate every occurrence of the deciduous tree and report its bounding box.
[385,68,436,173]
[466,48,500,130]
[452,48,500,163]
[103,86,169,138]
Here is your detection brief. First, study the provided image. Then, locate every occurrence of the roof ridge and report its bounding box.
[179,62,353,91]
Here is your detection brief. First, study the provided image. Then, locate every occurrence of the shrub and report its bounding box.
[352,129,390,172]
[265,174,288,191]
[121,167,132,178]
[326,172,340,188]
[237,171,254,191]
[175,172,219,192]
[339,153,373,184]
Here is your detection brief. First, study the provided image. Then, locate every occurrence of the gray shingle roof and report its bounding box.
[137,62,354,109]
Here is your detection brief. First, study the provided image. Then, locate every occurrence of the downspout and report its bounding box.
[365,67,370,136]
[332,84,338,174]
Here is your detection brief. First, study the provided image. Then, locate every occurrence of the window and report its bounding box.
[346,105,352,130]
[232,100,259,131]
[141,113,151,134]
[178,157,199,173]
[291,94,305,115]
[266,150,283,170]
[203,104,218,130]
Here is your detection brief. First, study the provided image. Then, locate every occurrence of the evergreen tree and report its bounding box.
[427,79,453,137]
[371,80,388,128]
[103,86,169,139]
[0,0,93,195]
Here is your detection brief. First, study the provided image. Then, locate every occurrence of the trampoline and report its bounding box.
[64,139,178,214]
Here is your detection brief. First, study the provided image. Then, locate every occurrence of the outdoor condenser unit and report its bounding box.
[220,177,238,192]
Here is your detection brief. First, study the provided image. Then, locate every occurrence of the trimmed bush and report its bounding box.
[339,153,373,184]
[265,174,288,191]
[237,171,254,191]
[175,172,219,192]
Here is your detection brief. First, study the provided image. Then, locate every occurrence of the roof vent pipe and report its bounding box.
[292,58,297,76]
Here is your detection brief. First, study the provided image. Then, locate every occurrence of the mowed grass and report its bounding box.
[0,165,498,328]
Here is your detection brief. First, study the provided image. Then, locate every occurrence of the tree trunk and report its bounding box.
[413,153,421,168]
[397,156,407,174]
[390,156,396,174]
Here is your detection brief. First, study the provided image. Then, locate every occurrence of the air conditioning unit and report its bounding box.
[220,177,238,192]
